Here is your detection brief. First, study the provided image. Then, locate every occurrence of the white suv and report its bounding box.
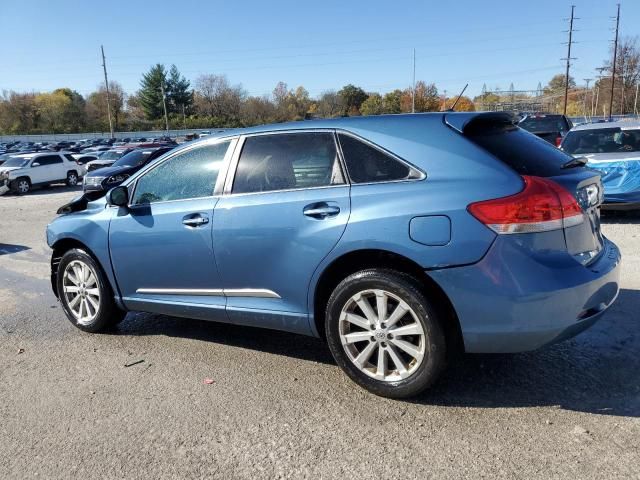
[0,152,82,195]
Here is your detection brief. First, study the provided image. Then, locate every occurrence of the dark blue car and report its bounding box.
[46,113,621,398]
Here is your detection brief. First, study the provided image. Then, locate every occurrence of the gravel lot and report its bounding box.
[0,186,639,479]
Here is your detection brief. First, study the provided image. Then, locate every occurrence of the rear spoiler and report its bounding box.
[444,112,518,134]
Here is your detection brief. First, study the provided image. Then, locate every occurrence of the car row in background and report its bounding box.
[0,136,176,157]
[83,146,175,198]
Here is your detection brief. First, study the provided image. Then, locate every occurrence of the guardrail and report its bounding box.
[0,128,231,143]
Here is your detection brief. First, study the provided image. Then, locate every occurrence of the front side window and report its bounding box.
[232,132,344,194]
[35,155,63,166]
[338,134,414,183]
[131,141,230,205]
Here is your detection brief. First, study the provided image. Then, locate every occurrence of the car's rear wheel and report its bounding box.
[66,171,79,186]
[56,248,126,332]
[326,269,446,398]
[11,177,30,195]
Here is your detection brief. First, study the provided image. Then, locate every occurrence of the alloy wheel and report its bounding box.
[62,260,100,325]
[338,289,426,382]
[68,173,78,185]
[17,180,29,194]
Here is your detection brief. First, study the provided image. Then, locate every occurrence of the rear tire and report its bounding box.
[326,269,447,398]
[56,248,126,333]
[66,171,79,186]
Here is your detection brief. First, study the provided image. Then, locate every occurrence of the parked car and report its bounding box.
[0,152,81,194]
[518,113,573,146]
[84,148,135,173]
[47,112,620,398]
[561,120,640,209]
[83,146,174,198]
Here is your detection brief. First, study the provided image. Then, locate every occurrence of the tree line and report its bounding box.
[1,36,637,135]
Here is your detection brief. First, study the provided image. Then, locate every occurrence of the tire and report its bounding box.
[325,269,446,399]
[66,171,79,186]
[10,177,30,195]
[56,248,126,333]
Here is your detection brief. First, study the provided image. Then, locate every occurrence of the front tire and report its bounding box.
[326,269,446,398]
[11,177,30,195]
[56,248,126,332]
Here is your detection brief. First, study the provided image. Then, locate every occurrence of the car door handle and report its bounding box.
[303,203,340,219]
[182,214,209,227]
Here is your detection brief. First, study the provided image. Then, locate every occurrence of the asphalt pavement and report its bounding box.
[1,186,639,479]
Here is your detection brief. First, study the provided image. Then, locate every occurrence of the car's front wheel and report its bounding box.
[11,177,30,195]
[326,269,446,398]
[56,248,126,332]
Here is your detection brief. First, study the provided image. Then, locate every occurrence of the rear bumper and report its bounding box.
[429,236,621,353]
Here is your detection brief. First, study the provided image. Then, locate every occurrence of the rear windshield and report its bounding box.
[561,127,640,155]
[519,115,570,134]
[466,121,576,177]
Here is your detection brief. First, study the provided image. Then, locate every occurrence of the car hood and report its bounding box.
[583,152,640,163]
[0,166,25,176]
[85,164,133,178]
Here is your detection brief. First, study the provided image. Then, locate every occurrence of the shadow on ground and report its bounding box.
[1,184,82,197]
[0,244,31,255]
[601,209,640,224]
[112,288,640,417]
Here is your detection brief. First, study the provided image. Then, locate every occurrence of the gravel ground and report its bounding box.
[0,186,639,479]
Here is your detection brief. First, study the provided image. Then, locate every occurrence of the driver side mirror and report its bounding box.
[107,185,129,208]
[31,162,40,167]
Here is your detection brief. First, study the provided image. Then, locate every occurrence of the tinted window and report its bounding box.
[561,127,640,155]
[36,155,63,166]
[519,115,571,134]
[466,122,575,177]
[232,133,343,194]
[63,154,76,162]
[132,142,230,205]
[338,134,411,183]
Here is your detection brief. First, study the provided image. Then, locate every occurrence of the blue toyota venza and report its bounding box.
[47,112,621,398]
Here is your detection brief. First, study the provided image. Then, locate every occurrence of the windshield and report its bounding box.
[113,150,153,167]
[99,150,126,160]
[2,157,30,168]
[519,115,570,134]
[562,127,640,155]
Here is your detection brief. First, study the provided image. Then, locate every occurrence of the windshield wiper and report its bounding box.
[561,156,588,169]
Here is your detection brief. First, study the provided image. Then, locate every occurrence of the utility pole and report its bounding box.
[609,3,620,120]
[411,48,416,113]
[634,83,639,116]
[583,78,592,121]
[160,82,169,134]
[100,45,114,139]
[562,5,577,115]
[182,104,187,129]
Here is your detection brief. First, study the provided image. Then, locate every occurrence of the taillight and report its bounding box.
[555,136,562,147]
[468,176,584,234]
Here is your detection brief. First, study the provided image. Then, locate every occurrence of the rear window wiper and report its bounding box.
[561,156,588,169]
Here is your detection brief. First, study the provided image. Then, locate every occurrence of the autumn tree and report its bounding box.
[85,81,126,131]
[401,81,439,112]
[315,91,342,118]
[359,93,384,116]
[194,74,245,121]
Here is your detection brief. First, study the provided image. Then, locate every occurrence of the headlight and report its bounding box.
[107,174,130,184]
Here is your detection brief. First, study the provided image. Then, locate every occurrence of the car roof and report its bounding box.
[571,120,640,131]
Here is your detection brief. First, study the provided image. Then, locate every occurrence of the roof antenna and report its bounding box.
[446,83,469,111]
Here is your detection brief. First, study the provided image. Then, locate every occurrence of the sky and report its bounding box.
[1,0,638,100]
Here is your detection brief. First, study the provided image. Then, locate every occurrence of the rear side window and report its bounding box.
[232,132,344,194]
[63,154,76,163]
[562,127,640,155]
[338,134,414,183]
[466,122,575,177]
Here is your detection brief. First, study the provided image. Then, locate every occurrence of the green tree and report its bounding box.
[544,74,575,94]
[337,84,368,115]
[166,64,192,114]
[382,89,403,113]
[138,64,167,120]
[359,93,384,115]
